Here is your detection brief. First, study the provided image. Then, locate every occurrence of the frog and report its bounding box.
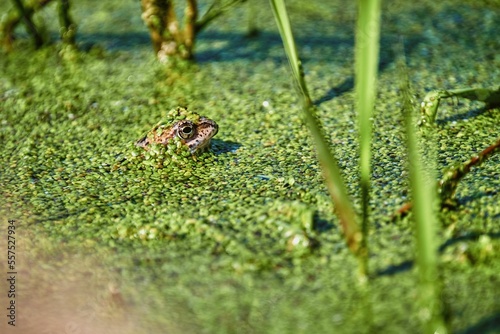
[135,107,218,154]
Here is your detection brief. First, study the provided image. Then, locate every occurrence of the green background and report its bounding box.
[0,0,499,333]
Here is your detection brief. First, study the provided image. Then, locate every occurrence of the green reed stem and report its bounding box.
[269,0,362,260]
[355,0,381,278]
[268,0,311,105]
[398,52,448,334]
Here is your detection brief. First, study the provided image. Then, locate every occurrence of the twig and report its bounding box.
[9,0,52,48]
[57,0,76,46]
[393,137,500,219]
[195,0,246,33]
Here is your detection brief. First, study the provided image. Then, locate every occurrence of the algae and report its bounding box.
[0,0,499,333]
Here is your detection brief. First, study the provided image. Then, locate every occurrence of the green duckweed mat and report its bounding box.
[0,1,499,333]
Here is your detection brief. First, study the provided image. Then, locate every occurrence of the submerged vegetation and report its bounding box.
[0,0,499,333]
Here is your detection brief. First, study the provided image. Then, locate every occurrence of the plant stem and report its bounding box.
[439,137,500,204]
[355,0,381,279]
[268,0,361,258]
[57,0,76,46]
[10,0,46,48]
[246,0,259,37]
[393,137,500,218]
[184,0,198,56]
[398,52,448,334]
[195,0,246,33]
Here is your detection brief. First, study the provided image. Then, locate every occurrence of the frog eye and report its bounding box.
[176,121,195,139]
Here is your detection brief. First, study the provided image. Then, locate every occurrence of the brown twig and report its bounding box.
[141,0,165,54]
[393,137,500,219]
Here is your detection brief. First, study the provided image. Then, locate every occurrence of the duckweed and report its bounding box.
[1,0,499,333]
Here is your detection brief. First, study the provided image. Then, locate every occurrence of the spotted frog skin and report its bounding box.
[136,107,218,154]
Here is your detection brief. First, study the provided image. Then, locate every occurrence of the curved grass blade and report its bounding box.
[268,0,362,259]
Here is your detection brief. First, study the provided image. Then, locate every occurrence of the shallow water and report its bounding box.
[0,1,499,333]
